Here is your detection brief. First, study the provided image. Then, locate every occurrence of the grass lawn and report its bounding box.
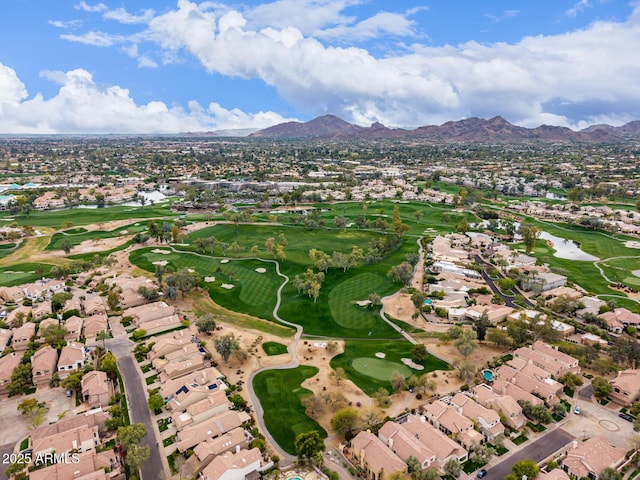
[0,242,18,260]
[0,204,176,228]
[262,341,288,356]
[330,340,450,395]
[145,374,158,385]
[0,263,55,286]
[252,365,327,454]
[512,434,529,445]
[46,221,150,251]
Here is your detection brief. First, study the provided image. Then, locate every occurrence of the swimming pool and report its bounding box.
[482,370,494,382]
[424,298,432,305]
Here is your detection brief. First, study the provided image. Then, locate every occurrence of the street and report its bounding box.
[486,429,575,479]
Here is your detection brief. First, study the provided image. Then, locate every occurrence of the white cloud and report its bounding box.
[0,64,294,134]
[318,12,417,40]
[49,19,83,29]
[566,0,591,18]
[74,1,108,13]
[103,7,155,25]
[60,31,124,47]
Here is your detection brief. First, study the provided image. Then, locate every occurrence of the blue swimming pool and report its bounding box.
[483,370,494,382]
[424,298,432,305]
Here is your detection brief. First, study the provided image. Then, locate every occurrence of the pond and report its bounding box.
[539,231,599,261]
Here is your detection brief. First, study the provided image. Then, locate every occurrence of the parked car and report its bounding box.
[477,469,487,478]
[66,390,73,397]
[574,406,581,415]
[619,413,634,422]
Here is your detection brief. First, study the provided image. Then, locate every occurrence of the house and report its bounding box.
[83,296,107,317]
[0,352,21,396]
[57,342,87,378]
[473,384,525,430]
[31,345,58,387]
[491,379,544,407]
[62,315,83,341]
[351,430,407,480]
[149,329,196,359]
[6,305,32,327]
[30,409,109,442]
[29,449,119,480]
[31,424,100,457]
[423,400,483,448]
[521,272,568,292]
[0,328,12,354]
[125,301,177,326]
[562,436,626,479]
[610,369,640,406]
[599,308,640,334]
[81,370,111,408]
[82,314,108,341]
[138,313,182,336]
[464,304,514,324]
[378,416,467,473]
[31,301,51,319]
[160,366,226,403]
[158,355,205,383]
[37,317,59,340]
[152,342,201,370]
[176,410,251,452]
[537,470,570,480]
[513,341,580,377]
[194,428,250,470]
[171,390,232,429]
[199,448,262,480]
[449,393,504,442]
[11,321,36,351]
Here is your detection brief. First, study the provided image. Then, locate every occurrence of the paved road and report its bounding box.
[578,384,593,400]
[106,319,168,480]
[0,443,16,480]
[485,429,574,479]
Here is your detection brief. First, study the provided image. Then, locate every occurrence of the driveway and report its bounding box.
[485,428,574,479]
[0,387,75,445]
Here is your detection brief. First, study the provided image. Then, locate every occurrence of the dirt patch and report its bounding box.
[609,284,640,299]
[383,292,424,327]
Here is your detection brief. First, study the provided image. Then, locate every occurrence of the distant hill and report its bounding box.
[250,114,635,143]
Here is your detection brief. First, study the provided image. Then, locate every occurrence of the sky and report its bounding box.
[0,0,639,134]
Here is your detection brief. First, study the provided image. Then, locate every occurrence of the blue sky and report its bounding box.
[0,0,639,133]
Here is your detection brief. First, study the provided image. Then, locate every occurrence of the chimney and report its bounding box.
[236,445,241,454]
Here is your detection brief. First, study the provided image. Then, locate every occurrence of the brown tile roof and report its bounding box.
[563,436,626,479]
[30,410,109,441]
[200,448,262,480]
[81,370,109,397]
[29,449,116,480]
[352,430,407,476]
[176,410,250,452]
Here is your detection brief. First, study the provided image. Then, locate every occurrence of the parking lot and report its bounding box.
[0,387,75,445]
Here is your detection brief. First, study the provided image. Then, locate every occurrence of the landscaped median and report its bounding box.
[252,365,327,455]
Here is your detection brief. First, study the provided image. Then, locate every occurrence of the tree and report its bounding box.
[454,359,477,385]
[100,351,118,379]
[196,313,217,334]
[126,444,151,472]
[411,291,427,310]
[118,423,147,450]
[309,249,332,272]
[390,371,407,392]
[148,394,164,412]
[412,344,429,363]
[96,330,110,350]
[60,239,72,254]
[506,319,529,347]
[443,458,461,478]
[387,262,414,286]
[519,224,541,253]
[8,363,32,396]
[454,329,478,357]
[599,467,623,480]
[214,334,240,362]
[107,290,120,311]
[469,443,493,465]
[17,398,47,429]
[331,407,359,437]
[360,407,385,428]
[294,430,325,462]
[167,268,201,298]
[592,376,612,401]
[61,371,84,393]
[392,204,410,236]
[333,216,347,230]
[40,323,68,349]
[559,372,584,390]
[332,251,351,272]
[530,404,553,424]
[474,312,491,342]
[511,459,539,479]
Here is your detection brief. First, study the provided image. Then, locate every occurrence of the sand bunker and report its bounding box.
[204,276,216,282]
[221,283,234,289]
[375,352,386,359]
[355,300,371,307]
[151,249,171,254]
[625,241,640,249]
[314,342,327,348]
[188,268,195,273]
[401,358,424,370]
[255,268,267,273]
[220,259,229,264]
[152,260,168,266]
[633,271,640,278]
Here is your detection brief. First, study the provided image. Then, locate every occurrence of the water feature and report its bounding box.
[546,192,567,200]
[482,370,494,382]
[538,231,598,261]
[424,298,432,306]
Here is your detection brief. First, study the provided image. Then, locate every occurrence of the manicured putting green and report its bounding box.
[262,341,288,356]
[351,357,411,380]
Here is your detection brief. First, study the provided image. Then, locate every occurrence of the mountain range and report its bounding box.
[249,114,640,143]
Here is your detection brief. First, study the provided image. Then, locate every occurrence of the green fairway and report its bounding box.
[351,357,411,381]
[0,204,175,228]
[47,221,150,250]
[262,341,288,356]
[328,273,388,329]
[252,366,326,454]
[0,263,55,286]
[0,242,19,259]
[331,340,450,395]
[129,248,281,321]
